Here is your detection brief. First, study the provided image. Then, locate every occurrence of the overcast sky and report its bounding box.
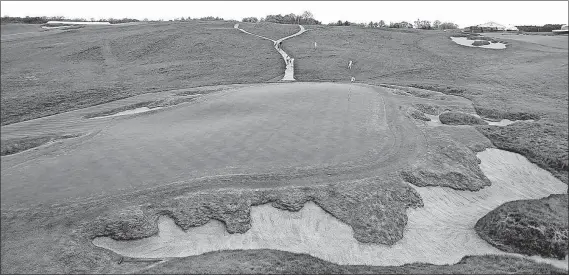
[1,1,567,27]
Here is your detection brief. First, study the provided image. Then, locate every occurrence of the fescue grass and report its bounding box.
[439,111,488,125]
[413,103,446,115]
[407,83,466,95]
[475,194,568,259]
[474,106,541,121]
[472,40,491,46]
[137,249,568,274]
[1,134,78,156]
[407,107,430,121]
[0,175,421,274]
[174,87,225,96]
[82,96,202,119]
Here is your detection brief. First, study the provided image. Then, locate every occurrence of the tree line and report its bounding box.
[1,16,139,24]
[4,15,561,32]
[328,18,458,30]
[516,24,564,32]
[242,11,321,25]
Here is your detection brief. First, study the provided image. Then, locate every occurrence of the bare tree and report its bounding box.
[439,22,459,30]
[433,20,441,29]
[242,17,259,23]
[301,11,314,20]
[414,18,432,29]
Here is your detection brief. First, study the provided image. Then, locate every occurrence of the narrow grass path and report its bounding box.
[234,23,306,81]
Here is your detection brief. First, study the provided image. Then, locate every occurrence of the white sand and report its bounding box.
[95,107,162,119]
[425,113,533,127]
[46,21,111,25]
[93,149,567,270]
[451,37,507,49]
[487,119,534,126]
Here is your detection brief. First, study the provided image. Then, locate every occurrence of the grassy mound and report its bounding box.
[407,83,466,96]
[138,249,567,274]
[0,175,424,274]
[407,107,430,121]
[475,194,568,259]
[472,40,491,46]
[86,177,423,245]
[439,111,488,125]
[474,106,541,121]
[401,133,492,191]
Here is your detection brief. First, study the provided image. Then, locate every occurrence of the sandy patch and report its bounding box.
[96,107,162,118]
[426,113,533,126]
[93,149,567,270]
[486,119,534,126]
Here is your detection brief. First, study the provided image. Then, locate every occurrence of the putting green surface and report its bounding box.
[1,83,421,208]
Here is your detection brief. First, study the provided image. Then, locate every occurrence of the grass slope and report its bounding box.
[238,22,300,40]
[475,194,568,259]
[1,21,282,125]
[283,25,568,183]
[1,23,44,35]
[285,26,567,124]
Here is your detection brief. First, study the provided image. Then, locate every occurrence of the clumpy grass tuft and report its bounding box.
[1,134,79,156]
[439,111,488,125]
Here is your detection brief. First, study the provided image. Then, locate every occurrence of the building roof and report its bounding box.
[477,21,506,29]
[505,25,519,31]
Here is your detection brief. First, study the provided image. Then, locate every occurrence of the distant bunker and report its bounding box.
[451,36,507,49]
[45,21,111,25]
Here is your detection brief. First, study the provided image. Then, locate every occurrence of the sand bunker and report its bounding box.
[93,149,567,270]
[486,119,534,126]
[96,107,162,118]
[425,113,533,127]
[451,37,507,49]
